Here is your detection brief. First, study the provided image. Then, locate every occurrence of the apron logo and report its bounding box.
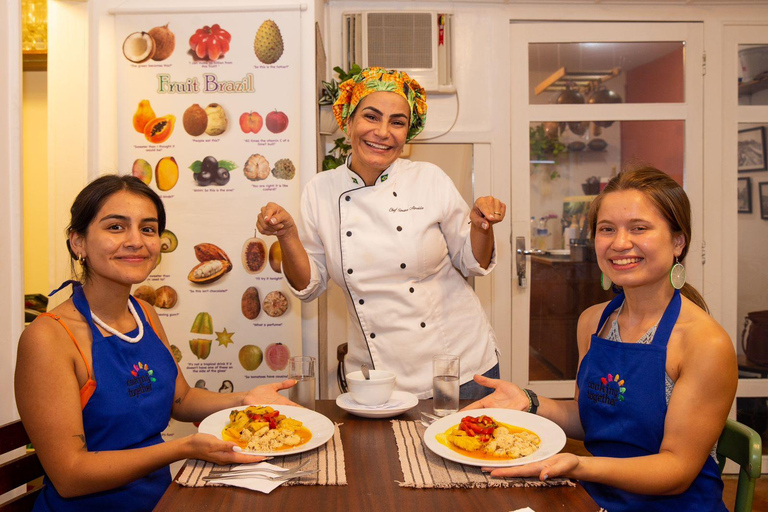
[127,361,156,398]
[380,174,388,182]
[586,372,626,406]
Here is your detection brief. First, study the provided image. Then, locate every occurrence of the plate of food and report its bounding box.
[198,404,334,456]
[423,408,566,467]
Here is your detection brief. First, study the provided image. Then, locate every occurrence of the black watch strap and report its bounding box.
[525,388,539,414]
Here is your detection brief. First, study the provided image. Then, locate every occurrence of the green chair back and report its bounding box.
[716,418,762,512]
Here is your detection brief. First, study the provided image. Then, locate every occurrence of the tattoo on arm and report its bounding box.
[175,397,182,404]
[74,434,87,450]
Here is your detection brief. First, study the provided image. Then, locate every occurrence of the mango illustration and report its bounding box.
[155,156,178,191]
[132,158,152,185]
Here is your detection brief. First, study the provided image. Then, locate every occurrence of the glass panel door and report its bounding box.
[510,22,704,397]
[727,28,768,461]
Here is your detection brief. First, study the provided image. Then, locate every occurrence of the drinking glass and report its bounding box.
[288,356,316,410]
[433,354,460,416]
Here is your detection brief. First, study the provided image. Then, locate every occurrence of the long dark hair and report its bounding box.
[66,174,166,281]
[587,166,707,312]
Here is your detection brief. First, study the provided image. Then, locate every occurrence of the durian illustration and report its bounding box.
[254,20,284,64]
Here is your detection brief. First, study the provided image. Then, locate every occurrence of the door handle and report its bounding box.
[515,237,543,288]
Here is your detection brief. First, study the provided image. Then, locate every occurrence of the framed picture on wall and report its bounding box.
[738,126,767,172]
[760,182,768,220]
[738,177,752,213]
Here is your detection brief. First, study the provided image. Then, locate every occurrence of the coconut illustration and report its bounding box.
[123,32,155,63]
[148,23,175,61]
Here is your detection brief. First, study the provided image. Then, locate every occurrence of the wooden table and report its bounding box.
[155,400,600,512]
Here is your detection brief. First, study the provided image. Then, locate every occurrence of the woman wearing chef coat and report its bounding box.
[258,67,506,399]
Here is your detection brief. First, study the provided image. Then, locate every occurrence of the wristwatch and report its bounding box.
[524,388,539,415]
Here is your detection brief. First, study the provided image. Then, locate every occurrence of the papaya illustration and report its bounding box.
[144,115,176,144]
[132,100,156,133]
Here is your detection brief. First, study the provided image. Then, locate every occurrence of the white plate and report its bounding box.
[423,408,566,467]
[336,390,418,418]
[198,404,334,456]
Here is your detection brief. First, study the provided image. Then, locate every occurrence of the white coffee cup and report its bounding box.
[346,370,396,406]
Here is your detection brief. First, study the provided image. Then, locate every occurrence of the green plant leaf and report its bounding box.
[218,160,238,171]
[189,160,202,173]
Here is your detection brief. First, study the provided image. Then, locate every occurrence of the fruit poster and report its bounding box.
[114,10,302,402]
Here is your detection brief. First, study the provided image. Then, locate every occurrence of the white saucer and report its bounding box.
[336,390,418,418]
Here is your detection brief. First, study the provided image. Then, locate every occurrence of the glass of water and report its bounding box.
[288,356,316,410]
[433,354,460,416]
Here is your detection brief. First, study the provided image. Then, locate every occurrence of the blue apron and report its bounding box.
[576,290,726,512]
[34,282,177,512]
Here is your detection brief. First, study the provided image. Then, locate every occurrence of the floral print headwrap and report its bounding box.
[333,67,428,141]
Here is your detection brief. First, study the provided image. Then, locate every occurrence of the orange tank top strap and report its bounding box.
[135,300,160,337]
[38,312,97,410]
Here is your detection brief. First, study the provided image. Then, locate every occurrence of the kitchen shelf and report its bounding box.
[535,66,621,96]
[739,76,768,97]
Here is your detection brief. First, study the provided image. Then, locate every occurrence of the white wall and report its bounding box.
[0,0,24,425]
[324,1,768,388]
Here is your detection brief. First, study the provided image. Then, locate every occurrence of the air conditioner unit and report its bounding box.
[342,11,455,93]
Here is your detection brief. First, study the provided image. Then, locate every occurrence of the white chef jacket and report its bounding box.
[289,158,499,398]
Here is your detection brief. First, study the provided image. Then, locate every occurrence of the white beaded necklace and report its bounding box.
[90,301,144,344]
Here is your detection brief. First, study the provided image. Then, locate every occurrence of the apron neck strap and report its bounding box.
[594,293,626,336]
[652,289,682,347]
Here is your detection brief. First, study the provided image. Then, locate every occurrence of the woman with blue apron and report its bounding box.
[464,167,737,511]
[577,289,727,511]
[15,175,297,512]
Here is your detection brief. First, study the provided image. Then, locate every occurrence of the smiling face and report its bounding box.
[594,190,685,291]
[69,190,161,288]
[346,92,410,180]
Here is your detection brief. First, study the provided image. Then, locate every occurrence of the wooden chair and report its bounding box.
[716,418,763,512]
[0,420,45,512]
[336,342,349,393]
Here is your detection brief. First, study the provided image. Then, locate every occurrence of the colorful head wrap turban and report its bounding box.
[333,67,428,142]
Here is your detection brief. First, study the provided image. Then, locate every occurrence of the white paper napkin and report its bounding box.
[203,461,294,494]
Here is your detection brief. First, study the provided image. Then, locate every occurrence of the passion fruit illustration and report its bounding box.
[133,285,156,305]
[218,380,234,393]
[239,344,263,371]
[265,342,290,371]
[242,233,267,273]
[123,32,155,63]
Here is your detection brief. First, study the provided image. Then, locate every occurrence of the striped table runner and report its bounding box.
[392,420,575,489]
